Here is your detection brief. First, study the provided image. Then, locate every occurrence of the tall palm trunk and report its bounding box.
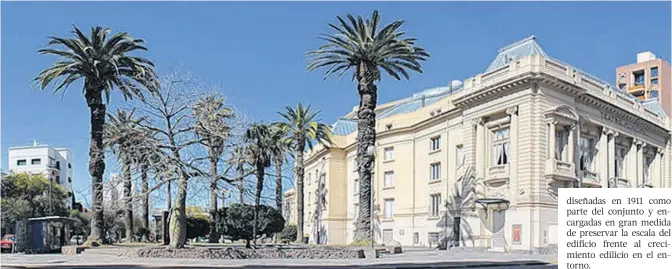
[275,158,283,212]
[86,89,106,244]
[238,168,245,204]
[294,141,306,243]
[208,157,219,243]
[252,164,264,247]
[354,62,377,242]
[141,164,149,234]
[123,157,134,242]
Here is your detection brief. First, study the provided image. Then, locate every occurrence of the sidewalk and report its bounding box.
[0,250,556,268]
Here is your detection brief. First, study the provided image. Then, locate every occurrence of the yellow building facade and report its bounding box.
[286,36,672,253]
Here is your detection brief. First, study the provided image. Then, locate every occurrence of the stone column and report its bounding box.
[623,139,634,186]
[506,106,518,204]
[657,149,665,188]
[597,128,609,188]
[607,130,619,187]
[474,118,486,179]
[548,120,556,160]
[634,140,646,187]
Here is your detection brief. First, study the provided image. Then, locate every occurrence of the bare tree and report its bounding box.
[193,94,234,243]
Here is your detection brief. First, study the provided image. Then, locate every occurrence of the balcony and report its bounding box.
[485,164,509,185]
[545,159,576,181]
[581,171,601,187]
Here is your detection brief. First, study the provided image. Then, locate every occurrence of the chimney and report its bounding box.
[421,95,426,107]
[637,51,656,63]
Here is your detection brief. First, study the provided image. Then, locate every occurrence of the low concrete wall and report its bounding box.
[118,247,366,259]
[61,246,85,256]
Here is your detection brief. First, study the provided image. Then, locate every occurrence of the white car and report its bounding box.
[70,235,86,245]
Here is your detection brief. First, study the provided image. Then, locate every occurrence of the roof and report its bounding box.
[642,99,667,117]
[486,35,547,72]
[322,35,668,140]
[331,118,358,136]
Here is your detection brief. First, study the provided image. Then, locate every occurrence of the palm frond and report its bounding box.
[306,10,429,82]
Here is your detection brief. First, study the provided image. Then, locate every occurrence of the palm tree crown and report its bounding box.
[276,103,332,152]
[103,109,145,155]
[34,26,158,100]
[306,10,430,81]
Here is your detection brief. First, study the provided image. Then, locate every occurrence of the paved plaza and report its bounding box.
[0,249,557,269]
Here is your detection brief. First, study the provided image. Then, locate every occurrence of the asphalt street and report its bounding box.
[1,264,557,269]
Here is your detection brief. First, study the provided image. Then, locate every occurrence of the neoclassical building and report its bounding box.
[285,36,672,252]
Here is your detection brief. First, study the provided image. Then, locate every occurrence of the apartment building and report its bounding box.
[286,36,672,252]
[616,51,671,117]
[7,142,75,209]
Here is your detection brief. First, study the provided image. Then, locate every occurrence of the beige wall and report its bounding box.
[290,54,672,252]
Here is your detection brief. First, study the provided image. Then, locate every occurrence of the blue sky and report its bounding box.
[1,2,670,207]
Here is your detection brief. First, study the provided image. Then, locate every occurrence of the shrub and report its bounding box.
[278,224,297,242]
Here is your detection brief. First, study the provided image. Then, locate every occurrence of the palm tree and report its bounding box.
[269,125,290,212]
[103,109,145,242]
[276,103,332,243]
[245,124,276,247]
[35,26,157,243]
[193,95,234,243]
[306,10,429,241]
[228,146,249,204]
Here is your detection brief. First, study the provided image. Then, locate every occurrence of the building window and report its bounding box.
[615,147,627,178]
[456,145,465,168]
[413,233,420,244]
[430,136,441,152]
[384,147,395,161]
[651,90,659,99]
[68,163,72,169]
[643,156,652,184]
[384,171,394,187]
[430,194,442,217]
[492,127,510,165]
[382,229,394,243]
[634,70,645,86]
[68,177,72,183]
[651,67,659,77]
[308,192,311,205]
[308,173,311,186]
[17,159,27,166]
[31,158,41,165]
[579,137,595,172]
[384,199,394,219]
[353,178,359,194]
[555,128,569,161]
[428,232,440,245]
[430,163,441,181]
[651,78,659,85]
[56,176,61,184]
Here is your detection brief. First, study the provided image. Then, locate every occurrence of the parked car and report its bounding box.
[1,234,15,253]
